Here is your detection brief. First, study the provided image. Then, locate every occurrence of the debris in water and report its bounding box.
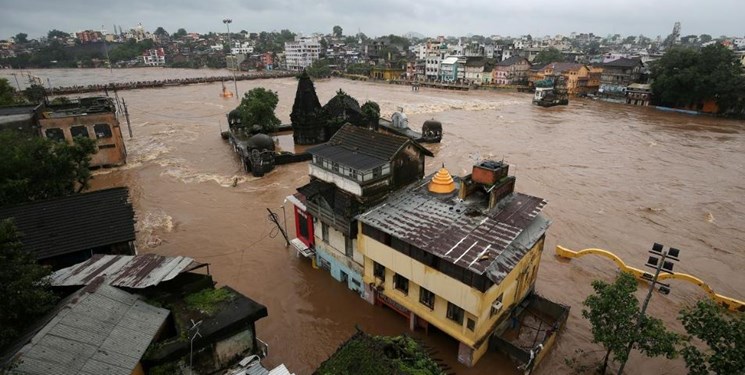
[706,212,715,223]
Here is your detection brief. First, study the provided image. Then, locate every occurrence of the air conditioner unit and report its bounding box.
[491,301,503,312]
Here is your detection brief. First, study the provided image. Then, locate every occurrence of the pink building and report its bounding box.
[492,56,531,85]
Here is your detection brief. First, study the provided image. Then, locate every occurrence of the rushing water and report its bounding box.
[5,68,744,375]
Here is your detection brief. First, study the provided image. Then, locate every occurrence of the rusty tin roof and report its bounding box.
[50,253,206,289]
[358,176,548,283]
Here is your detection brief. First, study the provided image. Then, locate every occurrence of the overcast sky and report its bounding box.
[1,0,742,40]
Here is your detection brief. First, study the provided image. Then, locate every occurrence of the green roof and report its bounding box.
[314,332,446,375]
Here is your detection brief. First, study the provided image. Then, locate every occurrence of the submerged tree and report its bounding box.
[0,219,58,349]
[678,300,745,375]
[306,59,331,78]
[582,272,678,374]
[361,101,380,127]
[0,78,17,105]
[22,84,46,103]
[237,87,281,133]
[651,44,745,113]
[0,131,96,206]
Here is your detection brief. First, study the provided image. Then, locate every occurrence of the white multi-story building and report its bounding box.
[284,36,321,71]
[141,48,165,66]
[231,41,254,55]
[421,41,448,80]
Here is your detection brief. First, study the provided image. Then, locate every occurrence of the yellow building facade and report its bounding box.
[357,161,550,366]
[359,233,545,365]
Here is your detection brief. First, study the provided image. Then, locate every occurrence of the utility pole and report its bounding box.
[223,18,239,100]
[102,25,113,73]
[616,243,680,375]
[188,319,203,375]
[10,73,21,91]
[122,98,133,138]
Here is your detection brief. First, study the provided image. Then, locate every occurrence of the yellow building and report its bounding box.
[530,62,597,95]
[357,160,550,366]
[370,66,405,81]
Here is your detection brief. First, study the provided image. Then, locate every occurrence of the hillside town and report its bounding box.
[1,8,745,375]
[2,22,745,110]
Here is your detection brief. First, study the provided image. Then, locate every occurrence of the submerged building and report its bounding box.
[357,161,549,366]
[289,124,432,294]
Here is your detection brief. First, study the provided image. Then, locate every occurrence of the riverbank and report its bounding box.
[44,70,296,95]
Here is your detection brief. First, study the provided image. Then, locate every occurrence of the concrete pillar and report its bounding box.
[362,283,376,305]
[457,341,475,367]
[408,312,417,331]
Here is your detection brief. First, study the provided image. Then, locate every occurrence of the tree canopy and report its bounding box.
[47,29,69,39]
[0,78,17,105]
[679,300,745,375]
[582,272,678,374]
[332,25,343,38]
[14,33,28,44]
[361,101,380,127]
[0,219,58,350]
[0,131,96,206]
[651,44,745,113]
[306,59,332,78]
[237,87,281,133]
[173,28,187,38]
[154,27,169,37]
[533,47,564,64]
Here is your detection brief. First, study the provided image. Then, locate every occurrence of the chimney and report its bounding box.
[466,160,516,210]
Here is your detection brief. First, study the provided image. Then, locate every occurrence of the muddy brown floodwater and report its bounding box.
[5,68,744,375]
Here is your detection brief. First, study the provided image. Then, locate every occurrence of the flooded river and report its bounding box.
[5,68,744,375]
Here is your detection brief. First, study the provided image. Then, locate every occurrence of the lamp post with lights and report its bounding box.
[222,18,239,99]
[616,243,680,374]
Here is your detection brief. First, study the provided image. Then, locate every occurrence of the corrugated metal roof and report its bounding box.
[0,187,135,260]
[268,364,295,375]
[11,282,168,375]
[358,175,547,283]
[50,254,206,289]
[307,124,432,171]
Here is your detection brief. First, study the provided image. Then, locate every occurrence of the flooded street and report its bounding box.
[5,68,744,375]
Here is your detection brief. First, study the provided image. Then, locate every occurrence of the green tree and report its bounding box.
[13,33,28,44]
[47,29,69,39]
[173,28,187,38]
[699,34,713,44]
[0,78,17,105]
[22,84,46,103]
[361,101,380,127]
[678,300,745,375]
[306,59,331,78]
[154,27,169,37]
[533,47,564,64]
[237,88,281,133]
[651,44,745,113]
[582,272,678,374]
[346,63,371,76]
[0,219,59,349]
[333,25,343,38]
[0,131,96,206]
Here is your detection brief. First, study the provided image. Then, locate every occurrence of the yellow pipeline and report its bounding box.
[555,245,744,313]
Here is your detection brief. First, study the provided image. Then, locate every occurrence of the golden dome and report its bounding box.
[429,166,456,194]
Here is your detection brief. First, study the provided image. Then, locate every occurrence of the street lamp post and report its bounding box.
[222,18,239,99]
[616,243,680,374]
